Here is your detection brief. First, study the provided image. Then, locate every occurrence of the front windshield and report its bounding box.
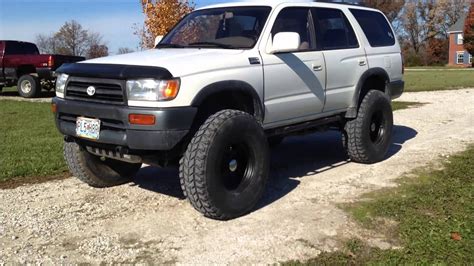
[158,6,272,49]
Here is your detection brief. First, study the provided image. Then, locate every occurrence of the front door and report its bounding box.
[261,7,326,127]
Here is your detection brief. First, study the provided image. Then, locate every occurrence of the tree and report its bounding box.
[138,0,194,48]
[400,1,470,65]
[363,0,405,23]
[117,47,134,54]
[87,44,109,58]
[464,3,474,62]
[35,20,108,59]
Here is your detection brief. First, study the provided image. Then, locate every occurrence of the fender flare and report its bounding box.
[346,67,390,118]
[191,80,265,121]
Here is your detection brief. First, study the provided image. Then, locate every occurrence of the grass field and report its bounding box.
[284,145,474,265]
[0,100,66,183]
[404,70,474,92]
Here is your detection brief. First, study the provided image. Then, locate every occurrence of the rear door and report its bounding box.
[349,9,402,82]
[312,7,368,112]
[261,7,326,127]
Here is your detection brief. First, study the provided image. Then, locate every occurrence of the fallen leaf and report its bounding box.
[451,232,462,241]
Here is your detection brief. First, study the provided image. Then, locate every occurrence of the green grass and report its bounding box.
[406,66,472,70]
[284,146,474,265]
[404,70,474,92]
[1,86,17,93]
[0,100,66,182]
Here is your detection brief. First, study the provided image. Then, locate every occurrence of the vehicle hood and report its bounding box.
[83,48,250,78]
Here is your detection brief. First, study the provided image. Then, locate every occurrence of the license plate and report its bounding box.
[76,117,101,140]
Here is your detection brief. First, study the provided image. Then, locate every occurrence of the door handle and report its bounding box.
[358,59,367,66]
[312,64,323,71]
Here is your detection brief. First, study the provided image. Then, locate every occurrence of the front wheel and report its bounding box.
[17,75,41,98]
[179,110,270,220]
[64,141,142,188]
[343,90,393,164]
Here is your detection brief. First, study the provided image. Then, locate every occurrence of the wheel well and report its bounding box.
[358,74,388,106]
[195,90,261,124]
[16,65,36,78]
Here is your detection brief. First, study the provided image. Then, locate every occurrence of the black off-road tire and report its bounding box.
[17,75,41,98]
[179,109,270,220]
[344,90,393,164]
[64,141,142,188]
[268,136,285,148]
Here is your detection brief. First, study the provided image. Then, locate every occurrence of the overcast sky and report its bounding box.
[0,0,229,54]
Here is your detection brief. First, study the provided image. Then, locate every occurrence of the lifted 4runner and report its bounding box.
[52,1,404,220]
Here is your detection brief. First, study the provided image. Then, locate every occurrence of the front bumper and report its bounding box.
[53,97,197,151]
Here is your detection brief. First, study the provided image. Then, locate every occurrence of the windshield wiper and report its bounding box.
[156,43,187,48]
[188,42,237,49]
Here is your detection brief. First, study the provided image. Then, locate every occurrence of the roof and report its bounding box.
[448,13,467,33]
[198,0,373,11]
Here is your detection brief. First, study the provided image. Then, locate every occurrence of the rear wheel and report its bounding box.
[17,75,41,98]
[64,141,142,188]
[179,110,270,220]
[344,90,393,163]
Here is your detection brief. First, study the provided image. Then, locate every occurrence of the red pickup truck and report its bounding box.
[0,40,84,98]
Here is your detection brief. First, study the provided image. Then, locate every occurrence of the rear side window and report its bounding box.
[5,42,40,55]
[350,9,395,47]
[312,8,359,50]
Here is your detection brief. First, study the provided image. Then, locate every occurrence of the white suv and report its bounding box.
[52,1,404,220]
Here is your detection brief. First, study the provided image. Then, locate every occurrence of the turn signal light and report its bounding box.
[51,103,57,113]
[129,114,156,125]
[161,79,180,100]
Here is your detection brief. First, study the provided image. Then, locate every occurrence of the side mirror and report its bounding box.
[270,32,301,54]
[154,35,164,46]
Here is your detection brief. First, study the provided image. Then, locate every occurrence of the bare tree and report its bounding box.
[36,34,59,54]
[401,1,470,54]
[87,44,109,59]
[54,20,89,56]
[117,47,134,54]
[35,20,109,58]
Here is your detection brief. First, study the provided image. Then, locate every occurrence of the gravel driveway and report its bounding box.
[1,89,473,264]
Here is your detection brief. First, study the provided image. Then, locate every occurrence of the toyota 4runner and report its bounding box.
[52,1,404,220]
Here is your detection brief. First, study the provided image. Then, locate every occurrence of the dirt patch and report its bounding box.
[0,89,473,264]
[0,172,70,190]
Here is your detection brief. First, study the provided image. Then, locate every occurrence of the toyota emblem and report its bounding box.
[86,86,96,96]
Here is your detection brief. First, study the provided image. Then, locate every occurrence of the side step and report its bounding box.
[86,146,142,164]
[265,115,343,137]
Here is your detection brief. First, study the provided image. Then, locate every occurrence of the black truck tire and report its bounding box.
[268,136,285,148]
[179,109,270,220]
[17,75,41,98]
[344,90,393,164]
[64,141,142,188]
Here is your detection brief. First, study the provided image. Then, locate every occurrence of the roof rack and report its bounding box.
[313,0,366,7]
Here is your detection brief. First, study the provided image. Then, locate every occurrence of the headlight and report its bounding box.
[126,79,180,102]
[55,73,69,98]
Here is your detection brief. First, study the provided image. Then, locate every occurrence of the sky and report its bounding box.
[0,0,230,54]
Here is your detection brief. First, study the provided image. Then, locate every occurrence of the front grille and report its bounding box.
[58,113,125,130]
[65,78,125,104]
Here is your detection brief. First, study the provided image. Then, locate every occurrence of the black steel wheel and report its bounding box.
[179,109,270,220]
[344,90,393,164]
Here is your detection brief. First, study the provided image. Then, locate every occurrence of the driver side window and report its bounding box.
[271,7,316,52]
